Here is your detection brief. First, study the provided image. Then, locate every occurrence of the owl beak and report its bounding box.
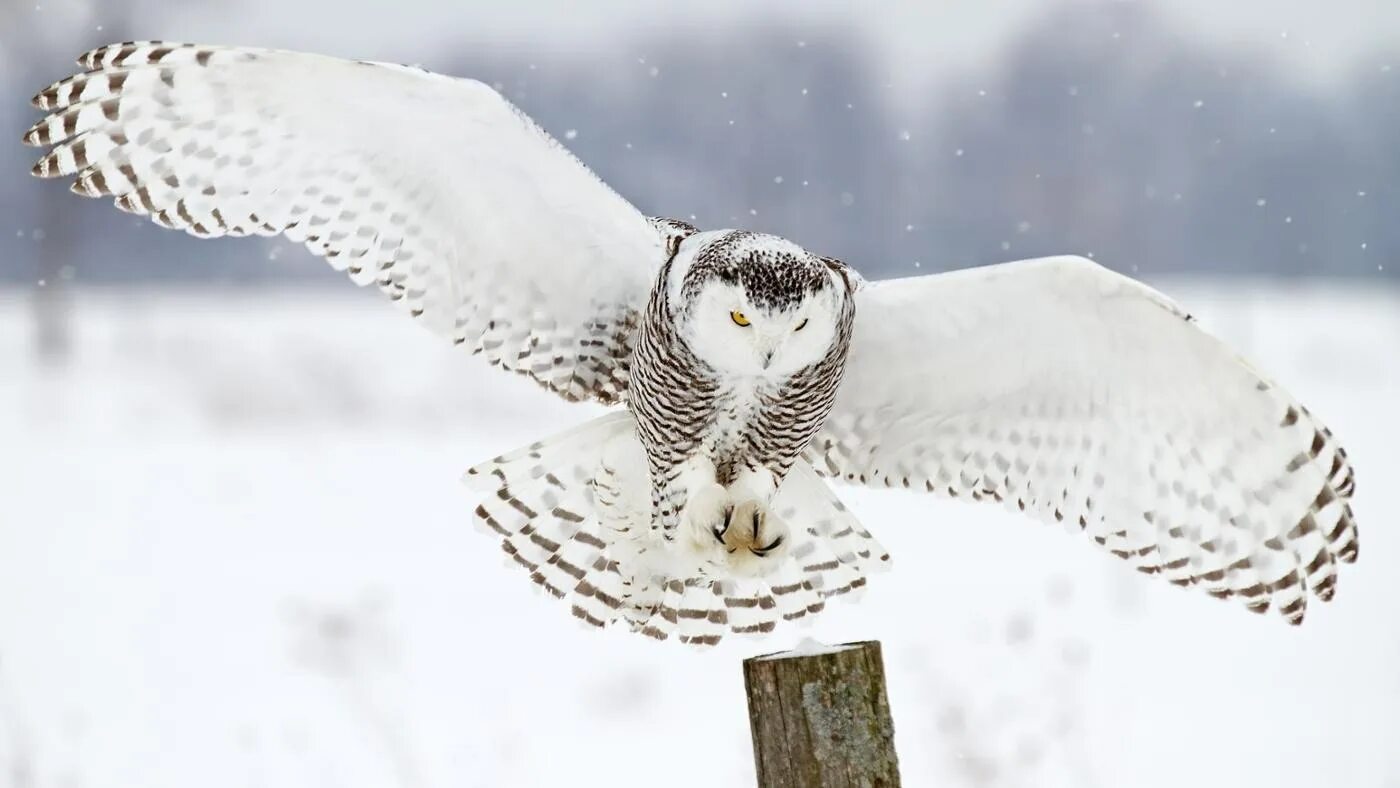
[762,349,775,368]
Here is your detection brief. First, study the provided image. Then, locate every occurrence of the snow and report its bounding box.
[1,282,1397,787]
[754,638,862,661]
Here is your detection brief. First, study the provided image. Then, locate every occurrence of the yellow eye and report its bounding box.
[794,318,809,331]
[730,310,751,327]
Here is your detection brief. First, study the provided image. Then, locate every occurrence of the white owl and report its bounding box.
[26,43,1359,645]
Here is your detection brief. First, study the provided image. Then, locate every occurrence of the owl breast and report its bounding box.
[625,236,858,533]
[701,379,774,485]
[627,310,851,534]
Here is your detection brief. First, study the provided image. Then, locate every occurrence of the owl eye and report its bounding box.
[794,318,809,332]
[730,310,751,327]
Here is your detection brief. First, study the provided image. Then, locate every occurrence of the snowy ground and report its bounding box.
[1,282,1397,788]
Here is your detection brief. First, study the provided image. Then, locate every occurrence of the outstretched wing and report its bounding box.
[25,42,667,404]
[812,256,1358,624]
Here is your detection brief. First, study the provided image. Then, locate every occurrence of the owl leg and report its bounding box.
[677,462,789,577]
[680,481,733,556]
[674,454,729,544]
[720,500,788,556]
[718,466,791,564]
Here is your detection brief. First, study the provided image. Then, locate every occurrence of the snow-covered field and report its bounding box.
[1,282,1396,788]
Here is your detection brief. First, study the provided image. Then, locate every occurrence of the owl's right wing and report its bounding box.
[812,256,1358,624]
[25,42,670,404]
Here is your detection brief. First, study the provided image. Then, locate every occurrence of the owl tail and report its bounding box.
[463,412,891,646]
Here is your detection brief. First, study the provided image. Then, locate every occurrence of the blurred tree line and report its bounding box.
[3,2,1396,285]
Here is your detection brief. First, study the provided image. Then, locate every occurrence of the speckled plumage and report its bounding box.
[27,42,1359,645]
[630,230,856,536]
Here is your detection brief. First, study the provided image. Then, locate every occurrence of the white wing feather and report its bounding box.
[25,42,664,403]
[812,256,1358,623]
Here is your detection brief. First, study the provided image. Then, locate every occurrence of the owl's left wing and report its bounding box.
[25,42,671,404]
[811,256,1358,624]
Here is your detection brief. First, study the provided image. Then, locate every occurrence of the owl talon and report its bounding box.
[750,533,784,556]
[682,483,733,552]
[683,490,788,577]
[723,500,789,561]
[710,503,736,546]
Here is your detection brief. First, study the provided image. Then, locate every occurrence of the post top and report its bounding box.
[751,637,871,661]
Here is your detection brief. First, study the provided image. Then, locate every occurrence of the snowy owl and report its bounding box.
[26,43,1359,645]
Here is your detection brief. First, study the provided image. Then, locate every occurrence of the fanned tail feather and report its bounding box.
[464,412,890,646]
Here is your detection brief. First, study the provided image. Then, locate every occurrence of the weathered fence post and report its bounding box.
[742,640,901,787]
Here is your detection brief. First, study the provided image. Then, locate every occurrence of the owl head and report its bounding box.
[669,230,854,377]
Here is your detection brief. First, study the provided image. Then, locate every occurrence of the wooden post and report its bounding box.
[743,640,901,787]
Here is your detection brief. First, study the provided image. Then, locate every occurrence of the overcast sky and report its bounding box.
[12,0,1398,96]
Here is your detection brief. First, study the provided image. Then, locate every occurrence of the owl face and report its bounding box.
[673,231,845,378]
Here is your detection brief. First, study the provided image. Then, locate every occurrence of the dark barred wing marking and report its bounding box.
[813,256,1357,625]
[26,41,667,404]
